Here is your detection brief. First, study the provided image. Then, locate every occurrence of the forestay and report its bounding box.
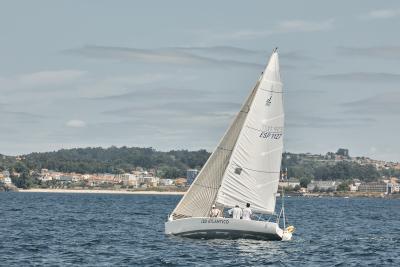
[216,51,284,214]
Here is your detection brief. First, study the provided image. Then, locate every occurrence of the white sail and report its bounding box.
[171,78,260,219]
[216,51,283,214]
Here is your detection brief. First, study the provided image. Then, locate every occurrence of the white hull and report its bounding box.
[165,217,290,241]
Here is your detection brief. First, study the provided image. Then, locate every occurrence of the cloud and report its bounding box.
[337,46,400,60]
[64,45,263,69]
[341,92,400,115]
[18,70,86,86]
[0,109,45,123]
[276,19,334,33]
[87,87,206,101]
[314,72,400,82]
[0,70,86,92]
[361,8,400,19]
[200,19,334,42]
[66,120,87,128]
[102,101,241,118]
[286,114,375,128]
[171,46,261,56]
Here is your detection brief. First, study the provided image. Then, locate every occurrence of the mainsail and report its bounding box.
[171,49,283,218]
[216,51,283,214]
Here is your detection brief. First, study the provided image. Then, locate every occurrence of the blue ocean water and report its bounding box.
[0,193,399,266]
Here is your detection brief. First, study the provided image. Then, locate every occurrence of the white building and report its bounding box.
[0,171,12,184]
[38,174,53,182]
[139,176,159,187]
[119,173,139,187]
[279,178,300,188]
[159,179,174,186]
[349,182,361,192]
[307,180,337,192]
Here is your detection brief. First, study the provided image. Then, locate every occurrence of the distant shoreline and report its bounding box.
[18,188,186,195]
[12,188,400,198]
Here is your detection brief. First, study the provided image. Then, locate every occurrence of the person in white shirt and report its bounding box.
[242,203,252,220]
[228,205,243,219]
[209,205,221,217]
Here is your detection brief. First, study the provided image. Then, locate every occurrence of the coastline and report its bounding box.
[18,188,186,195]
[12,188,399,198]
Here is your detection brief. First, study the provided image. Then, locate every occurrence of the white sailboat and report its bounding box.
[165,48,294,241]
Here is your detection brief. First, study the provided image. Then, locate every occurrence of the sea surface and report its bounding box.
[0,193,399,266]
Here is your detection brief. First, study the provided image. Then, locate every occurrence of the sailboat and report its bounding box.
[165,48,294,241]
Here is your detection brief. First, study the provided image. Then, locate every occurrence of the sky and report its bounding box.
[1,0,400,161]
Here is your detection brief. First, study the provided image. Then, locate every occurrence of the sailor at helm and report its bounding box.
[242,203,252,220]
[228,205,243,219]
[209,205,221,217]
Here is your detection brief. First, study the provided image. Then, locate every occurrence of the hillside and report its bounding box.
[1,147,398,182]
[1,147,210,179]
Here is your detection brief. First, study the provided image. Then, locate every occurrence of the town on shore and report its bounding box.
[1,147,400,197]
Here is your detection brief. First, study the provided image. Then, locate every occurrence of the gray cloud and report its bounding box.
[172,47,313,61]
[276,19,334,33]
[337,46,400,59]
[86,87,206,102]
[102,101,240,118]
[0,109,45,124]
[0,69,86,93]
[201,19,334,42]
[286,114,375,129]
[170,46,261,56]
[64,45,263,69]
[341,92,400,115]
[314,72,400,83]
[360,8,400,20]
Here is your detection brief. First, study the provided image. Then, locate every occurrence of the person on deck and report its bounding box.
[242,203,252,220]
[228,205,243,219]
[209,205,221,217]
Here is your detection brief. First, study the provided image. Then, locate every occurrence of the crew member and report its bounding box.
[209,205,221,217]
[228,205,242,219]
[242,203,252,220]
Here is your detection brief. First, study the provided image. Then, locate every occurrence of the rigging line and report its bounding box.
[193,183,220,190]
[261,79,282,85]
[245,125,282,133]
[260,146,284,155]
[261,114,285,123]
[231,161,280,174]
[258,88,283,94]
[217,146,233,152]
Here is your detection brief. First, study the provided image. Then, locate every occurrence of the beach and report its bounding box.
[19,188,186,195]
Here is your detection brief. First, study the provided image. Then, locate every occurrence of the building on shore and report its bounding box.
[307,180,337,192]
[279,178,300,188]
[175,178,187,187]
[358,182,388,193]
[349,181,362,192]
[159,179,174,186]
[0,170,13,185]
[117,173,139,187]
